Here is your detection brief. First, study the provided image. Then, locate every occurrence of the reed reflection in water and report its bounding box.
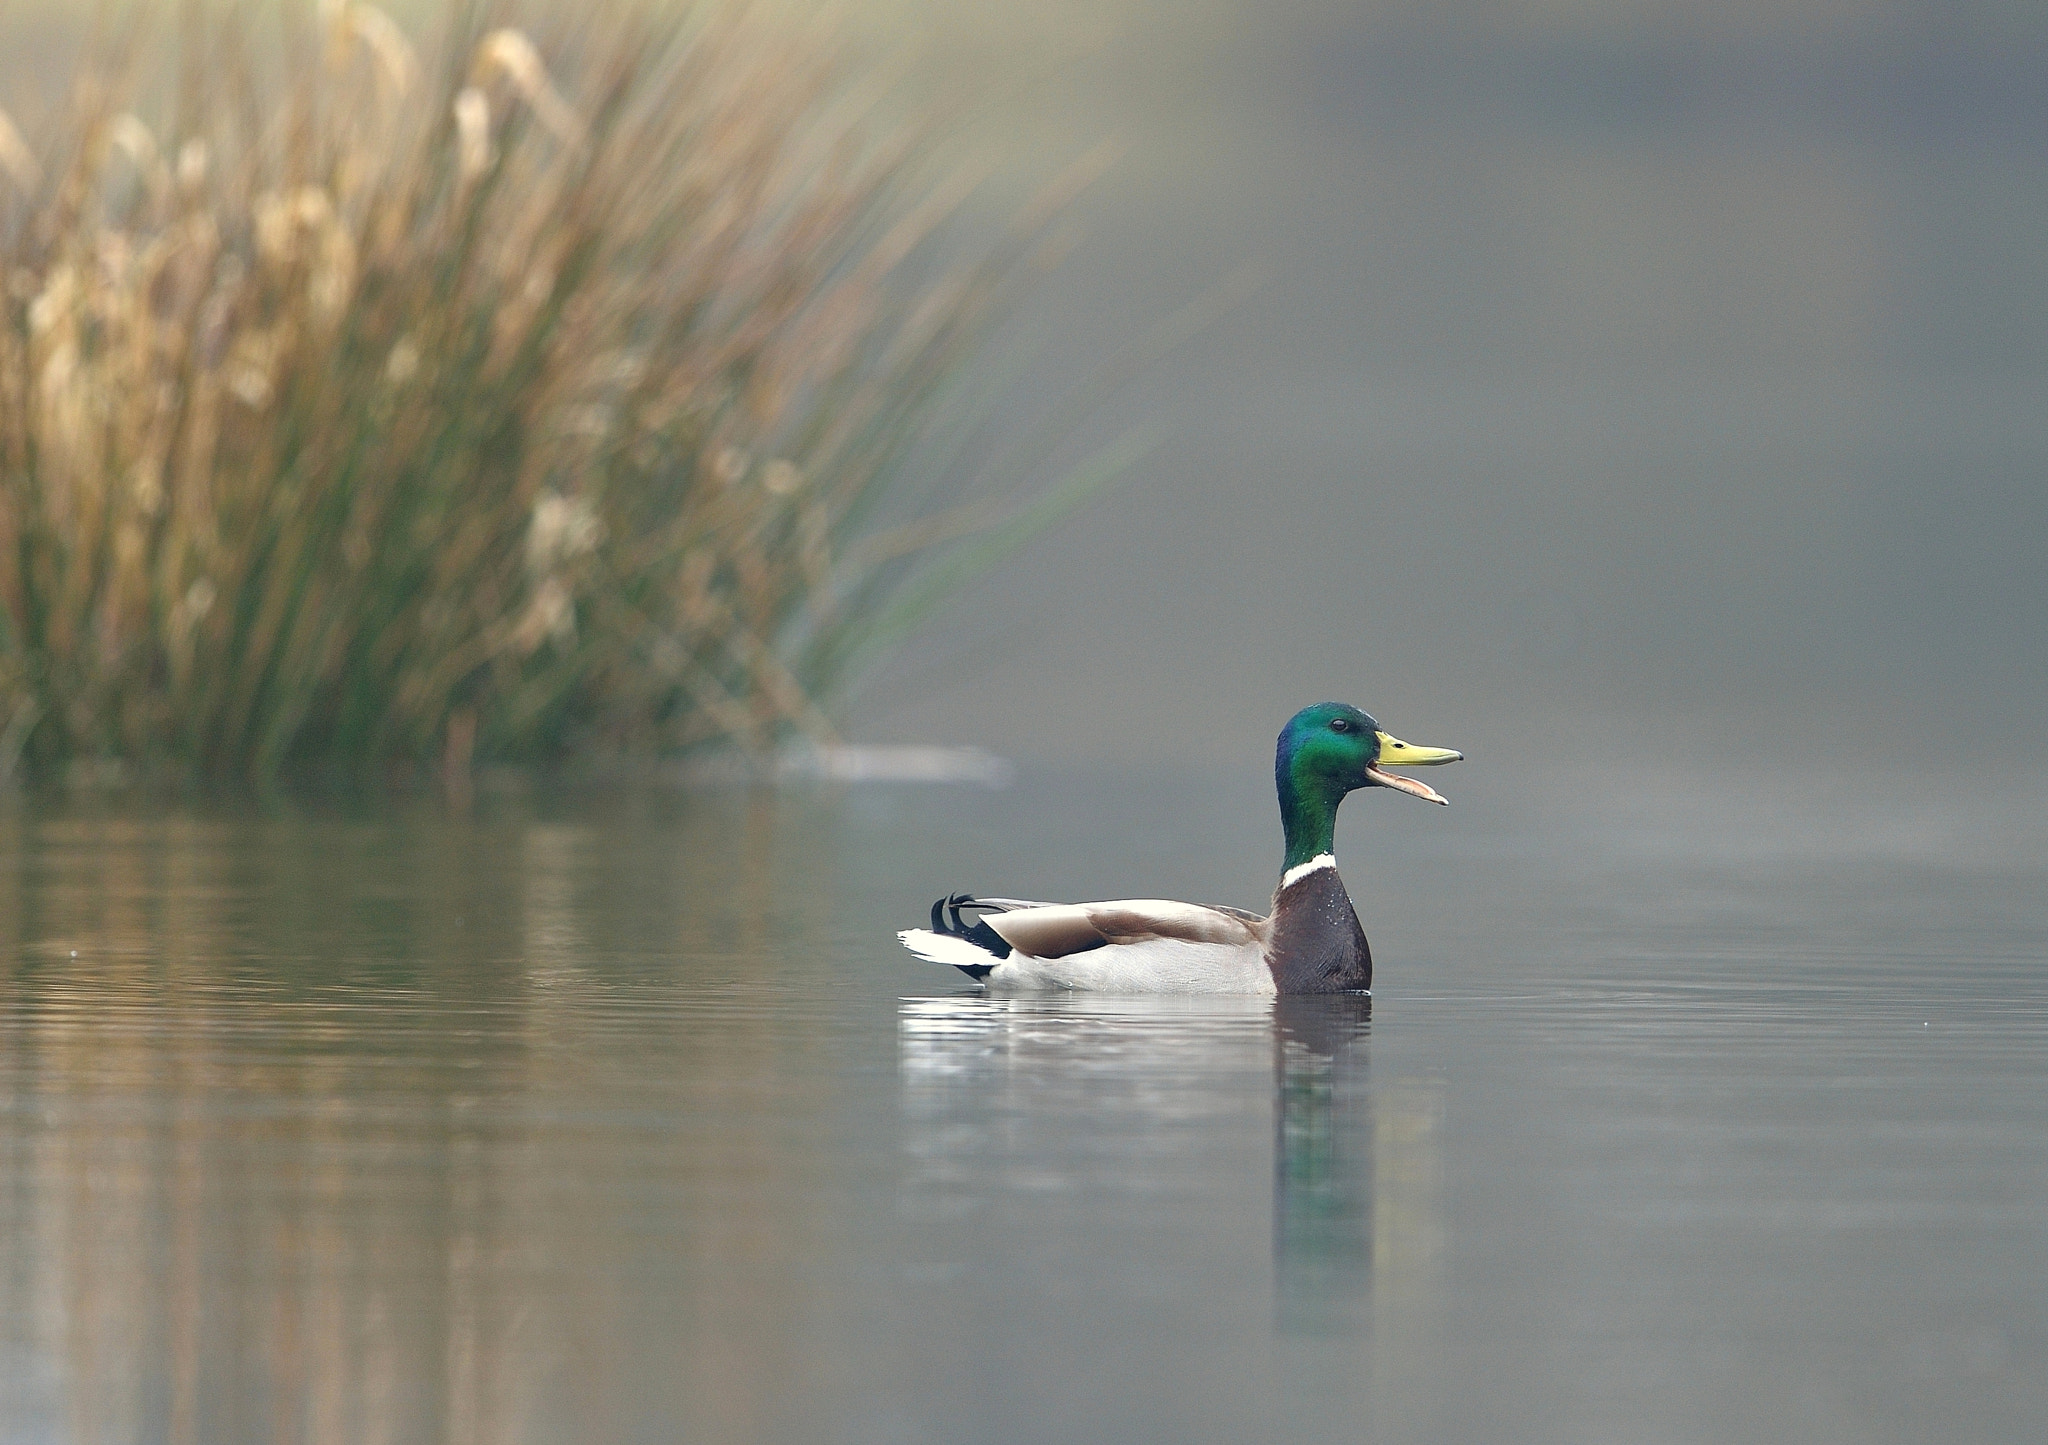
[0,799,865,1445]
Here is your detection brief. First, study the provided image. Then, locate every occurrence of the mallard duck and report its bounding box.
[898,702,1463,994]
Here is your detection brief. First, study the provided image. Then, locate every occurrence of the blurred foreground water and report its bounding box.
[0,764,2042,1444]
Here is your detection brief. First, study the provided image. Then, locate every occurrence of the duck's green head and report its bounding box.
[1275,702,1464,867]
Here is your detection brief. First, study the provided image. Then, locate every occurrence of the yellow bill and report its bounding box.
[1367,731,1465,805]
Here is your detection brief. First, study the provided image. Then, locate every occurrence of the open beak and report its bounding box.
[1367,731,1464,805]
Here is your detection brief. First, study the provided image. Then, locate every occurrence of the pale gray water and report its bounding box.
[0,769,2043,1444]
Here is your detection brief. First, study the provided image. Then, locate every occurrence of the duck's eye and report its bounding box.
[1329,718,1352,733]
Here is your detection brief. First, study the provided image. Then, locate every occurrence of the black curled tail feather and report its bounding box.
[932,893,1013,957]
[930,893,1012,977]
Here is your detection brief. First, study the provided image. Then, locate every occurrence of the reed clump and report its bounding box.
[0,2,1047,785]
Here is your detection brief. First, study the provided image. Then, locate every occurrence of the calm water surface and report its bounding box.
[0,769,2042,1444]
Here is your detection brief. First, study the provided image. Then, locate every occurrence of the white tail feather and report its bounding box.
[898,928,998,972]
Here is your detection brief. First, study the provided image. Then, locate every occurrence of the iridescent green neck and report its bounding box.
[1277,757,1342,871]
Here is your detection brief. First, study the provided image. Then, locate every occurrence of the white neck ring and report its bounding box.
[1280,853,1336,889]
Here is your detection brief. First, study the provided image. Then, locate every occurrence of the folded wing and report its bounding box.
[984,899,1265,960]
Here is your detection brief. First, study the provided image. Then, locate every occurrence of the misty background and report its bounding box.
[843,0,2048,788]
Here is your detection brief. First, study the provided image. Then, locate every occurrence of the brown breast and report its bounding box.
[1264,865,1371,994]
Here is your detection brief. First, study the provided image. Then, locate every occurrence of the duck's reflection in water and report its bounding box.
[896,992,1444,1357]
[1272,995,1376,1335]
[1274,996,1446,1356]
[897,993,1276,1199]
